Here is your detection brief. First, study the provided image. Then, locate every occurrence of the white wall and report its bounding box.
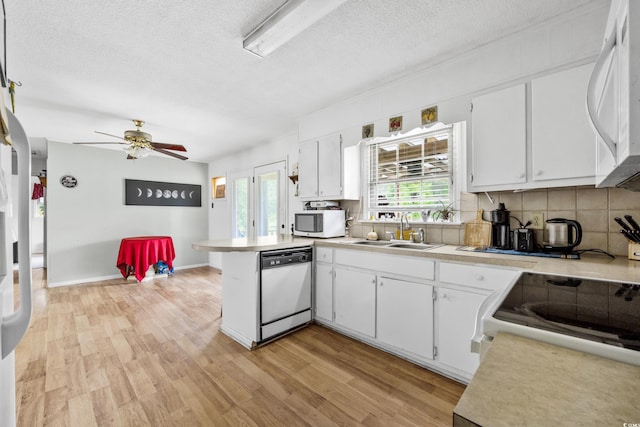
[298,3,606,143]
[46,141,209,286]
[207,131,300,268]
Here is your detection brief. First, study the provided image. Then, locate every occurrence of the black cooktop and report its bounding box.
[493,273,640,351]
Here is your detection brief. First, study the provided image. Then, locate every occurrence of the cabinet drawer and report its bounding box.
[439,262,518,291]
[335,249,434,280]
[316,247,333,263]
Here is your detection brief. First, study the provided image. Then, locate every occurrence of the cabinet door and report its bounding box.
[315,263,333,322]
[531,64,595,181]
[317,134,342,199]
[438,288,485,375]
[298,140,318,199]
[334,268,376,337]
[471,84,526,188]
[378,277,434,359]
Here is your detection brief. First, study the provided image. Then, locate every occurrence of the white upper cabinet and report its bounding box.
[470,84,527,188]
[531,63,595,182]
[469,63,596,192]
[298,134,360,200]
[298,139,319,199]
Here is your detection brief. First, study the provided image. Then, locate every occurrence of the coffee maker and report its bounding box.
[490,203,511,249]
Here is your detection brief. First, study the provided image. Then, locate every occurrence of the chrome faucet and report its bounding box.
[399,213,412,240]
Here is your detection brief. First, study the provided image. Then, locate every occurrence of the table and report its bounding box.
[116,236,175,282]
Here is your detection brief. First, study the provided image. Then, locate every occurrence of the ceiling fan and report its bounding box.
[74,119,188,160]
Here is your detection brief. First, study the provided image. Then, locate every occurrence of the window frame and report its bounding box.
[365,123,461,222]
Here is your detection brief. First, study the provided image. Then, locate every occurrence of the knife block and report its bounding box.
[628,243,640,261]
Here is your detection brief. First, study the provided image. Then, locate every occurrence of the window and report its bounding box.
[368,125,454,221]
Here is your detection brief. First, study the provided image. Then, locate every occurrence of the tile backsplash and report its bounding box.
[344,186,640,256]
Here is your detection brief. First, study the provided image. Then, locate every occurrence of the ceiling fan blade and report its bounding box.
[150,141,187,152]
[74,141,123,145]
[95,131,126,141]
[152,147,188,160]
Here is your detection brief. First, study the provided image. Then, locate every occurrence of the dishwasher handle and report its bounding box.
[260,247,312,269]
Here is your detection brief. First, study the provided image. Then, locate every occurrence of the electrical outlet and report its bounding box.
[529,212,544,229]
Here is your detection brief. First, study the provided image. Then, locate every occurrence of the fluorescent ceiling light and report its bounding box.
[243,0,348,58]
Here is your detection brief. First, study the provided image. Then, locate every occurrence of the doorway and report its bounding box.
[228,160,287,240]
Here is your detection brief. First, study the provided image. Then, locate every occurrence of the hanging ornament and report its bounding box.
[8,79,21,113]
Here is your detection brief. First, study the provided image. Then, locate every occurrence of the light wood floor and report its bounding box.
[14,266,465,426]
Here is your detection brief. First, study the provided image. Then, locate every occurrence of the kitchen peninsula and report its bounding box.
[192,236,316,349]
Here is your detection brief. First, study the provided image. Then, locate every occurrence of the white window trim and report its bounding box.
[363,122,465,223]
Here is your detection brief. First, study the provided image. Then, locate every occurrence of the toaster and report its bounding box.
[513,228,537,252]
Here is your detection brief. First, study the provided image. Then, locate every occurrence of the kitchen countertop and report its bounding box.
[317,238,640,284]
[192,235,316,252]
[453,332,640,426]
[192,236,640,284]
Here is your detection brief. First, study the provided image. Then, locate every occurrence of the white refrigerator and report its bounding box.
[0,107,33,427]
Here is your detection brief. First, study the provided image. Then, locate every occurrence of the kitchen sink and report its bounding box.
[348,240,443,251]
[348,240,391,246]
[386,242,444,251]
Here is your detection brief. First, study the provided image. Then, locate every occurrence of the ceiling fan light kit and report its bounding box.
[74,119,188,161]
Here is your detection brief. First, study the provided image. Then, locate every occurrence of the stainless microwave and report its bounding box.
[294,210,345,238]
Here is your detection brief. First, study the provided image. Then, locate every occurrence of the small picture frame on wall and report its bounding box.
[215,184,226,199]
[421,106,438,125]
[362,123,374,139]
[389,116,403,132]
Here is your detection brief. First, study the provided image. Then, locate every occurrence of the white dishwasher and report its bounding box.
[259,247,312,343]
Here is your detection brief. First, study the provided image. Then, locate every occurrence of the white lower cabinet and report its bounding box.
[437,288,486,376]
[334,267,376,337]
[377,277,434,359]
[315,263,333,322]
[313,247,522,383]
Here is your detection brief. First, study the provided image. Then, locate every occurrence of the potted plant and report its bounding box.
[431,201,456,222]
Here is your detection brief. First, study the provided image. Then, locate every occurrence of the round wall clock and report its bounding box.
[60,175,78,188]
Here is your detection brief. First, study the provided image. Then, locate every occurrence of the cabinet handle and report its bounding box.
[586,23,618,159]
[535,170,543,176]
[373,279,377,284]
[441,292,447,299]
[475,275,484,281]
[519,173,525,179]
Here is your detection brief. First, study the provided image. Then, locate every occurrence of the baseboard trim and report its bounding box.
[47,263,215,287]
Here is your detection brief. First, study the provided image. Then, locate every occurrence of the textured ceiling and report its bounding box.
[7,0,605,162]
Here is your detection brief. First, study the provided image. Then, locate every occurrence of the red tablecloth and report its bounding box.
[116,236,175,282]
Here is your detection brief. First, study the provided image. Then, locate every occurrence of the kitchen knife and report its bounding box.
[624,215,640,243]
[615,217,640,242]
[620,229,639,243]
[624,214,640,231]
[615,216,633,231]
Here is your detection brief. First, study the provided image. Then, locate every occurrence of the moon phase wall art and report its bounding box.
[124,179,202,207]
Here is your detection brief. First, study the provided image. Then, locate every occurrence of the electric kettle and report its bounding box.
[542,218,582,253]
